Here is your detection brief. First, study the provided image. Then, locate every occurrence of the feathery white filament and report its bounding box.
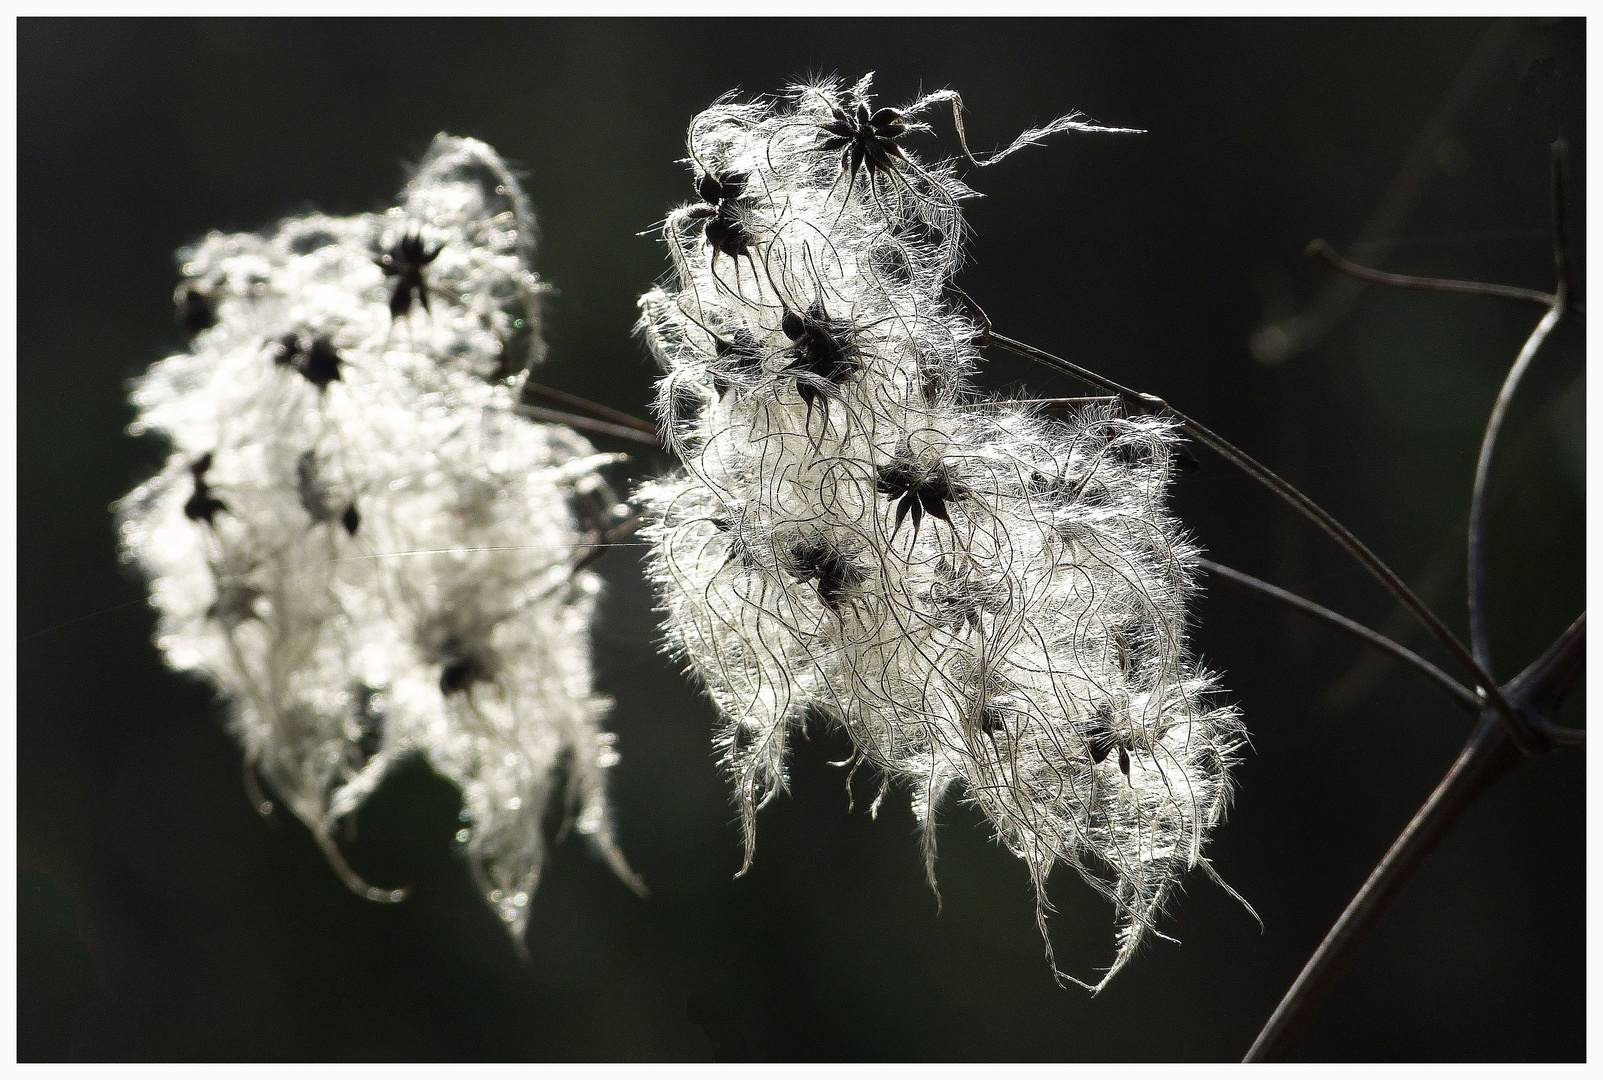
[118,134,640,943]
[638,75,1242,990]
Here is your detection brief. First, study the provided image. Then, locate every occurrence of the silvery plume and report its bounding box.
[638,75,1243,989]
[118,134,641,942]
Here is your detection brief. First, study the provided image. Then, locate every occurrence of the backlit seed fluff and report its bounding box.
[118,134,641,943]
[638,75,1243,990]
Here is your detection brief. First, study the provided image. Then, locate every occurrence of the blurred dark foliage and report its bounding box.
[18,17,1583,1061]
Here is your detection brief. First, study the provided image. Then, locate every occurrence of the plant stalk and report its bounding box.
[1197,558,1479,718]
[1245,613,1584,1060]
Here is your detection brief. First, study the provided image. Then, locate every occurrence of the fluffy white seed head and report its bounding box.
[638,76,1243,990]
[119,134,640,942]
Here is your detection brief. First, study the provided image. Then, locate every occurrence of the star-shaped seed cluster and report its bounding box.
[638,75,1243,990]
[118,134,640,943]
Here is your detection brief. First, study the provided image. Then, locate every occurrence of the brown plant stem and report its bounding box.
[1244,712,1520,1061]
[1245,613,1584,1061]
[523,380,663,435]
[956,396,1119,410]
[1197,558,1479,718]
[1306,239,1562,310]
[1468,301,1564,674]
[1468,139,1573,676]
[513,403,664,448]
[572,510,647,575]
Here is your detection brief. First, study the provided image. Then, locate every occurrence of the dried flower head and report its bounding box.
[638,75,1242,990]
[118,134,641,942]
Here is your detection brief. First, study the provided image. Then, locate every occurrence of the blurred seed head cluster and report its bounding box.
[118,135,640,942]
[637,75,1243,988]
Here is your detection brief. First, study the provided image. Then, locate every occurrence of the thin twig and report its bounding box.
[513,404,664,448]
[1197,558,1479,718]
[523,381,663,436]
[571,510,647,575]
[1306,239,1557,309]
[1468,140,1573,677]
[982,329,1543,756]
[956,396,1120,410]
[1245,612,1584,1061]
[1467,303,1564,675]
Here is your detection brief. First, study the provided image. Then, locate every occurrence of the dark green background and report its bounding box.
[18,18,1585,1061]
